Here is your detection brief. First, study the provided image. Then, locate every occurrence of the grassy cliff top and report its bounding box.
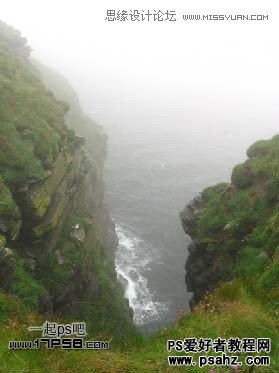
[0,21,72,186]
[196,133,279,276]
[0,279,278,372]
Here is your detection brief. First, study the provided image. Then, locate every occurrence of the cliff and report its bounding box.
[31,59,118,258]
[0,20,133,338]
[181,135,279,309]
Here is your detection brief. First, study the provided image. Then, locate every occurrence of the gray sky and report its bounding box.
[1,0,279,138]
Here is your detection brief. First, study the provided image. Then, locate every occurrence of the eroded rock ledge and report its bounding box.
[180,135,279,309]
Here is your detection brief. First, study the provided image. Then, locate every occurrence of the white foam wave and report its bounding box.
[115,224,169,325]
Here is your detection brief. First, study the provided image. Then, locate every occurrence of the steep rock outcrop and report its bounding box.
[0,21,133,337]
[181,194,234,307]
[32,59,118,257]
[181,134,279,308]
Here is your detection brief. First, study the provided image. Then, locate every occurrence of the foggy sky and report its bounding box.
[1,0,279,140]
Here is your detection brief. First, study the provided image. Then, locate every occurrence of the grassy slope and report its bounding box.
[0,21,70,187]
[0,280,278,372]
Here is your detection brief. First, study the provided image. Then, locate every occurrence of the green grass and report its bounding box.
[0,21,73,186]
[189,133,279,287]
[10,255,46,309]
[0,278,278,372]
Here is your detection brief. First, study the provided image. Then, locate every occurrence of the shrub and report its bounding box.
[231,164,254,189]
[10,256,46,309]
[247,140,270,158]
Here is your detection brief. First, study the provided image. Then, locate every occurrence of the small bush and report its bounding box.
[10,256,46,309]
[231,164,254,189]
[247,140,270,158]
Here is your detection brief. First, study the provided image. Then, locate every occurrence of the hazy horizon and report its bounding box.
[1,0,278,145]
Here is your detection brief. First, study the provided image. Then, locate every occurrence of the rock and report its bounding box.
[0,245,15,291]
[181,195,232,309]
[55,249,65,265]
[74,135,86,147]
[10,219,22,240]
[27,257,36,271]
[1,247,13,257]
[0,220,8,233]
[71,226,86,242]
[180,195,203,236]
[39,293,54,313]
[257,251,269,261]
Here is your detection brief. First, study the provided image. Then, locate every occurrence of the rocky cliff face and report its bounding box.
[181,135,279,308]
[31,59,118,258]
[0,21,133,337]
[181,193,234,307]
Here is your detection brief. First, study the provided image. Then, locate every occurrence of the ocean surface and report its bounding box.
[90,110,277,333]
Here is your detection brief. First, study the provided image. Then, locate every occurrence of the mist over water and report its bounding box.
[93,104,277,330]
